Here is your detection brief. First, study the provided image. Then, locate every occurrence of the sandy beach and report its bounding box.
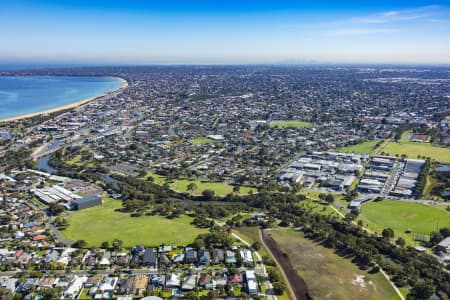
[0,76,128,123]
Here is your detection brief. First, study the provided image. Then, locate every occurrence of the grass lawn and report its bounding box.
[62,198,207,247]
[144,172,169,185]
[269,120,312,128]
[170,179,256,197]
[337,140,381,155]
[358,200,450,246]
[144,173,256,197]
[270,229,399,300]
[382,142,450,163]
[189,137,214,145]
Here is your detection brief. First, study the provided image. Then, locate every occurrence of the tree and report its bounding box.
[101,241,110,249]
[112,239,123,250]
[395,237,406,248]
[382,228,395,240]
[202,189,215,201]
[72,240,87,248]
[48,203,65,215]
[409,280,435,300]
[325,194,335,204]
[193,238,205,249]
[187,183,197,192]
[251,241,261,251]
[272,281,285,295]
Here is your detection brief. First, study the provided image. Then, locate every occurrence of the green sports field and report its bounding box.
[62,198,207,247]
[358,200,450,246]
[382,142,450,163]
[189,137,214,145]
[269,120,312,128]
[337,140,381,154]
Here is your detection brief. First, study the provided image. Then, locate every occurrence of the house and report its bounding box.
[198,273,212,287]
[214,276,227,288]
[132,275,149,296]
[165,273,181,288]
[185,248,197,264]
[39,277,59,288]
[118,277,134,295]
[172,253,184,264]
[229,274,242,286]
[99,252,111,267]
[411,134,429,143]
[85,276,103,288]
[159,254,170,266]
[99,277,118,293]
[225,250,237,264]
[245,270,258,295]
[436,237,450,253]
[181,274,197,291]
[0,277,17,294]
[198,250,210,265]
[240,249,253,265]
[142,248,157,268]
[63,276,87,299]
[16,278,39,294]
[212,249,224,264]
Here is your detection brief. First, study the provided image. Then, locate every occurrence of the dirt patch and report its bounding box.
[262,230,313,300]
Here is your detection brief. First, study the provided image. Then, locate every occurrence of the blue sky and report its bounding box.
[1,0,449,64]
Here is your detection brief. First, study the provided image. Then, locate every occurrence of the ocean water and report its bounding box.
[0,76,124,120]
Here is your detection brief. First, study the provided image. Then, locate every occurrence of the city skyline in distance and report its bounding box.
[1,0,450,65]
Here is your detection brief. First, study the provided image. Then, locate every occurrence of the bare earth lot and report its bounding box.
[267,228,399,300]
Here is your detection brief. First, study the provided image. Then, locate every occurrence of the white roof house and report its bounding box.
[240,249,253,264]
[63,276,87,299]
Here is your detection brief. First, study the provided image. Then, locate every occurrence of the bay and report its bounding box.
[0,75,124,120]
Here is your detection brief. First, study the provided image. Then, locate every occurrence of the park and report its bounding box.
[61,198,208,247]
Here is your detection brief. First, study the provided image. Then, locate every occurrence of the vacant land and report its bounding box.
[338,140,381,154]
[269,229,399,300]
[189,137,214,145]
[62,198,207,247]
[358,200,450,245]
[269,120,312,128]
[382,142,450,163]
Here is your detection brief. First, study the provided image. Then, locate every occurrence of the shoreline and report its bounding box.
[0,76,128,123]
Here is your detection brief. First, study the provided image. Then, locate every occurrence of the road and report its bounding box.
[230,231,279,300]
[214,220,279,300]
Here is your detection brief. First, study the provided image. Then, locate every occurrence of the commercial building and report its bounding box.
[71,195,102,210]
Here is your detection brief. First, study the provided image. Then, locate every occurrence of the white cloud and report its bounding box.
[349,5,444,24]
[322,27,401,36]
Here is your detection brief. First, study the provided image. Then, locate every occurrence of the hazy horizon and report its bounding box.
[1,0,450,64]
